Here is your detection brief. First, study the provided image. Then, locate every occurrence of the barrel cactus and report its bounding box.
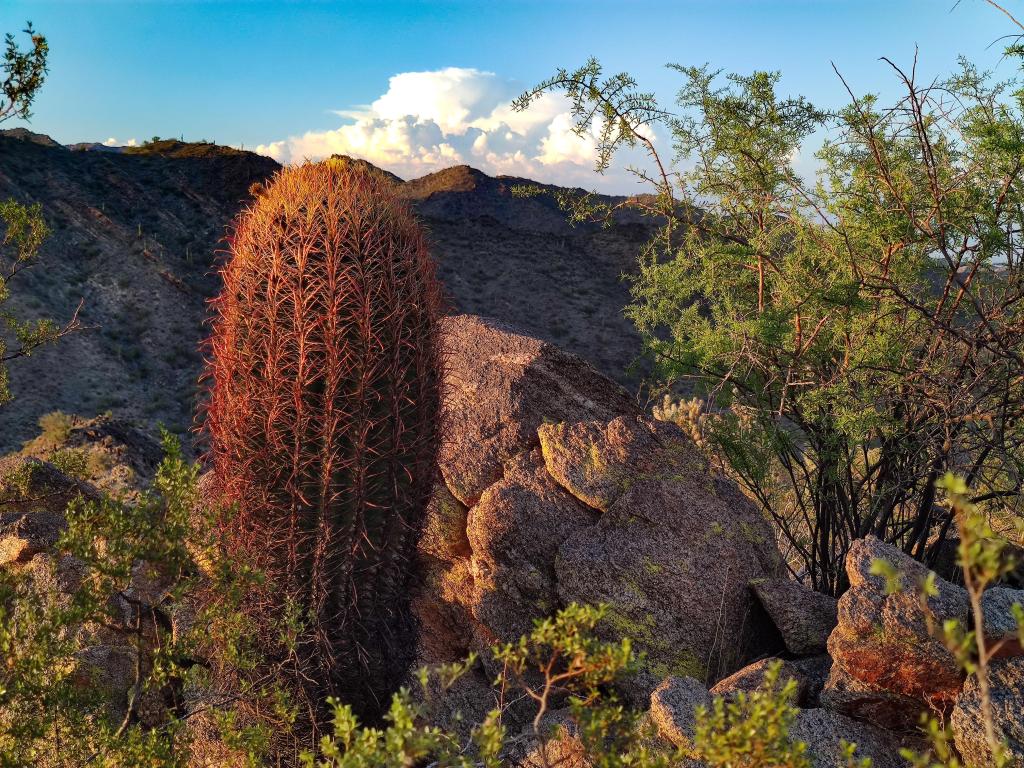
[204,161,443,723]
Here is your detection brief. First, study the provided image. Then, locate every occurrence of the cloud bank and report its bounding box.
[254,68,647,189]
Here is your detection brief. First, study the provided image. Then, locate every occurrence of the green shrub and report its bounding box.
[36,409,74,445]
[515,10,1024,596]
[0,434,276,767]
[303,604,670,768]
[693,662,808,768]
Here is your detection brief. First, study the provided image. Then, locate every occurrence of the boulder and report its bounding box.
[981,586,1024,656]
[819,668,927,733]
[466,450,595,646]
[438,315,639,506]
[412,663,510,746]
[21,552,89,610]
[750,578,838,656]
[552,417,785,683]
[537,415,693,512]
[418,483,471,563]
[790,654,832,709]
[416,318,785,695]
[412,555,477,662]
[927,533,1024,589]
[709,658,808,706]
[825,536,968,724]
[951,657,1024,765]
[648,676,712,750]
[791,708,916,768]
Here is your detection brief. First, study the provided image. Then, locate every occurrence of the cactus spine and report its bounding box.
[204,161,443,723]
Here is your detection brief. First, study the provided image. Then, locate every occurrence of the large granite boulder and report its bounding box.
[951,657,1024,765]
[466,449,595,646]
[981,586,1024,656]
[437,315,639,506]
[791,709,915,768]
[549,416,785,685]
[751,578,838,657]
[415,315,786,704]
[823,536,969,728]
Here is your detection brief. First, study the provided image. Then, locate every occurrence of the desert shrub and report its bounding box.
[515,7,1024,595]
[0,199,80,406]
[303,604,662,768]
[36,409,74,445]
[0,434,280,767]
[0,474,860,768]
[0,22,81,407]
[302,607,867,768]
[45,446,88,478]
[693,662,809,768]
[204,160,444,729]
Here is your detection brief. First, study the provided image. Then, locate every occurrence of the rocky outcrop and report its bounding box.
[751,578,838,656]
[547,416,784,685]
[648,670,912,766]
[819,665,930,733]
[0,509,67,565]
[437,315,639,505]
[415,316,786,693]
[951,657,1024,765]
[509,709,591,768]
[0,456,101,515]
[0,456,102,565]
[16,414,164,499]
[467,450,595,646]
[790,654,833,709]
[823,536,969,728]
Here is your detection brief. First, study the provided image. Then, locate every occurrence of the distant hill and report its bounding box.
[0,134,650,451]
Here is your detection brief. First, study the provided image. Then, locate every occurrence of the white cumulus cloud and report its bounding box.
[253,67,651,188]
[101,137,137,147]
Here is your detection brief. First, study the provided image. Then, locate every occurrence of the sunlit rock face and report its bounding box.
[414,314,785,699]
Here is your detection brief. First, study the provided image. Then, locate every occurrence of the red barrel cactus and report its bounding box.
[203,160,443,723]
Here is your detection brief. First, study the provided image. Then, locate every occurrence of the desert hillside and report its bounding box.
[0,130,649,451]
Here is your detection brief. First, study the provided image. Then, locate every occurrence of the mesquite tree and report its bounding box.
[204,161,444,724]
[517,19,1024,595]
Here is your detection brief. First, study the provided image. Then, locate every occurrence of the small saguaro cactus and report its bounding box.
[204,160,444,724]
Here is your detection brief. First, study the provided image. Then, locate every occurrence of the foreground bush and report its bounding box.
[3,452,1013,766]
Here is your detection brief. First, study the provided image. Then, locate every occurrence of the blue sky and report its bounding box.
[1,1,1019,190]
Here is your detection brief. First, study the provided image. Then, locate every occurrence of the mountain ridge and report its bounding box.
[0,132,650,450]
